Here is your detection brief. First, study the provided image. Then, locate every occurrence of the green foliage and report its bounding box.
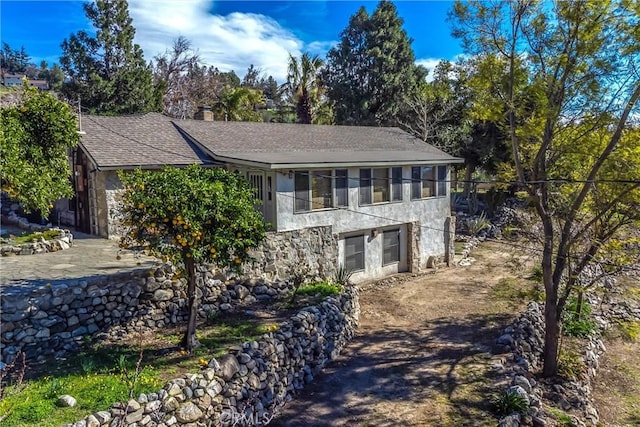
[324,1,423,126]
[528,266,543,283]
[451,0,640,377]
[118,165,266,350]
[118,165,265,271]
[492,389,528,416]
[282,53,331,124]
[213,86,264,122]
[548,408,578,427]
[296,282,342,298]
[492,277,544,305]
[616,320,640,342]
[4,229,62,244]
[332,266,353,286]
[557,349,586,381]
[562,297,597,338]
[0,85,79,216]
[60,0,161,114]
[466,211,491,236]
[1,42,30,74]
[0,364,160,426]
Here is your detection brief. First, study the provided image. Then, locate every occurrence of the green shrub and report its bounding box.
[557,349,586,381]
[617,320,640,342]
[529,266,543,283]
[296,282,341,298]
[548,407,578,426]
[466,211,491,236]
[332,266,353,286]
[562,296,597,338]
[492,389,529,416]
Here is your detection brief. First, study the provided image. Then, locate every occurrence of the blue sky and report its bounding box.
[1,1,462,81]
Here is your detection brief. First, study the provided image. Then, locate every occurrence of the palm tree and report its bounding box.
[212,86,264,122]
[282,53,326,124]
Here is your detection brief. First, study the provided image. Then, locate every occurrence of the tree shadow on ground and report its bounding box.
[272,313,512,426]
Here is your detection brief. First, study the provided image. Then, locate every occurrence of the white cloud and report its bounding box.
[128,0,314,81]
[416,57,445,82]
[306,40,338,57]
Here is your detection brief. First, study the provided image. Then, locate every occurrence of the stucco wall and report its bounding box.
[276,166,453,278]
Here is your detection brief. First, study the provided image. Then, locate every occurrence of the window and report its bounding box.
[373,168,389,203]
[359,169,372,205]
[311,170,332,209]
[359,167,403,205]
[344,235,365,272]
[294,169,349,212]
[383,229,400,265]
[392,167,403,202]
[335,169,348,207]
[295,171,310,212]
[411,165,447,199]
[437,165,447,196]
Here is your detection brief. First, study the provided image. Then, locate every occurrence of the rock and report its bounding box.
[499,413,521,427]
[125,408,144,424]
[126,398,141,412]
[163,397,179,412]
[211,354,240,381]
[532,415,547,426]
[153,289,174,301]
[513,375,532,393]
[85,414,100,427]
[57,395,77,407]
[94,411,111,424]
[175,402,203,423]
[497,334,514,346]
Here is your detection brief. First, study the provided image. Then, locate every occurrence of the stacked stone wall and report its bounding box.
[65,287,359,427]
[1,265,293,364]
[243,226,338,282]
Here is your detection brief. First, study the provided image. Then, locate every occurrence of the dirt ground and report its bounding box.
[592,276,640,427]
[272,241,537,426]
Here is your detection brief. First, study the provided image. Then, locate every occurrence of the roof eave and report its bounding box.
[215,155,465,170]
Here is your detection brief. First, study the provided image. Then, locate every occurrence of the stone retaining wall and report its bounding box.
[0,227,73,256]
[494,302,604,427]
[0,264,297,364]
[66,286,359,427]
[243,226,338,282]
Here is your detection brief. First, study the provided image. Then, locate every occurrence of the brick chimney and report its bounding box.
[194,106,213,121]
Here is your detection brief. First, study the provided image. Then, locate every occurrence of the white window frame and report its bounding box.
[294,169,349,213]
[411,165,447,200]
[359,167,403,206]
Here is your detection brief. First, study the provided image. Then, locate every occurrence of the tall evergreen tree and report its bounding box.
[60,0,161,114]
[324,1,423,125]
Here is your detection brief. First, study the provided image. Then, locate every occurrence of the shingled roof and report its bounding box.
[80,113,211,169]
[80,113,462,169]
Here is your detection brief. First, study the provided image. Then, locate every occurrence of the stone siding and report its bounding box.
[244,226,338,282]
[1,265,296,364]
[66,287,359,427]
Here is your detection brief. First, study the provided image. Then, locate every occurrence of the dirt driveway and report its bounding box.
[273,241,535,426]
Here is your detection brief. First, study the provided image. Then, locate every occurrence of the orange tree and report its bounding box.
[118,165,266,351]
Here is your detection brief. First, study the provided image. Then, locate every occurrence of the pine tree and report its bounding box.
[60,0,161,114]
[324,1,424,125]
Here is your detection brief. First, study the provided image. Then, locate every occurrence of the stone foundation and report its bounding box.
[243,226,338,282]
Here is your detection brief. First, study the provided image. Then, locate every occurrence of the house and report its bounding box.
[59,109,463,282]
[2,73,25,87]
